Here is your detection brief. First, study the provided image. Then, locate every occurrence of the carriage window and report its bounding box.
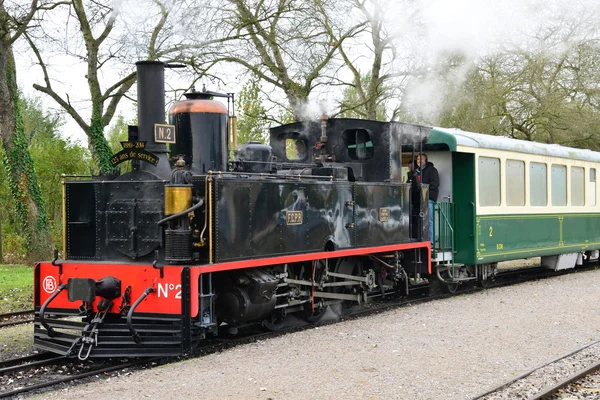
[571,167,585,206]
[506,159,525,206]
[344,129,374,160]
[589,168,596,206]
[530,162,547,206]
[478,157,501,206]
[551,164,567,206]
[285,138,306,161]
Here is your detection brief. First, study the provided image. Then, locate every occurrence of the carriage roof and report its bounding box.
[428,127,600,163]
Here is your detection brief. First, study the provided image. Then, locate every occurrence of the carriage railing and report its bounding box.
[433,201,455,265]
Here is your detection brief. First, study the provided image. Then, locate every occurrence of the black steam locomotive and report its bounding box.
[34,61,431,359]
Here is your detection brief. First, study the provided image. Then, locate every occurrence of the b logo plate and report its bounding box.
[43,276,57,294]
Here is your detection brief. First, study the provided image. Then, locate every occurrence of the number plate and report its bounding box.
[154,123,176,144]
[286,211,303,225]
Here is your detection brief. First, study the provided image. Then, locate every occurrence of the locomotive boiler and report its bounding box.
[34,61,431,359]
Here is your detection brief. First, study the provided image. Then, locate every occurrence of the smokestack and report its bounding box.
[135,60,171,179]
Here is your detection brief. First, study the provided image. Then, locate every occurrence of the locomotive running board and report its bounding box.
[197,242,432,274]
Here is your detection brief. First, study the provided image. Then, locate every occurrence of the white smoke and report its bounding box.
[293,98,332,121]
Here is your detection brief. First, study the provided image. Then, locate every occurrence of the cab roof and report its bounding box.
[429,127,600,163]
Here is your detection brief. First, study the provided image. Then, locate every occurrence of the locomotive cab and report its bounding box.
[270,118,411,183]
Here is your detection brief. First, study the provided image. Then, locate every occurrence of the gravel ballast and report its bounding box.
[39,269,600,400]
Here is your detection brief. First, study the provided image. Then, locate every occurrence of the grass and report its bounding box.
[0,264,33,313]
[0,324,34,360]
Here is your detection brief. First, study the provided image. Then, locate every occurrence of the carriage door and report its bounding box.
[427,151,453,252]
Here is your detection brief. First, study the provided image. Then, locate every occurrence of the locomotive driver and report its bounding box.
[415,153,439,248]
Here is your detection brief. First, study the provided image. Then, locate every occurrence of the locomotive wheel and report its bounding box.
[329,258,362,317]
[478,277,491,288]
[428,270,459,294]
[262,311,286,331]
[303,303,328,323]
[446,281,459,293]
[296,263,328,323]
[478,264,496,288]
[441,270,459,293]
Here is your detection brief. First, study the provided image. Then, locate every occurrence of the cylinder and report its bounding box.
[164,185,192,215]
[136,61,171,179]
[168,91,228,174]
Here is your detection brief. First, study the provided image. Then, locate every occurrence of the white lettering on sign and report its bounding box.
[157,283,182,299]
[43,276,57,294]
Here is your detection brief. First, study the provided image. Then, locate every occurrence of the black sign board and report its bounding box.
[154,123,176,144]
[110,141,159,167]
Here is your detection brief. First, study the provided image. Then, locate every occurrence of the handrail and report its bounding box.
[192,171,335,181]
[434,202,456,279]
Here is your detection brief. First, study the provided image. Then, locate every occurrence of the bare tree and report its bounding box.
[320,0,418,120]
[26,0,141,172]
[26,0,239,172]
[194,0,365,120]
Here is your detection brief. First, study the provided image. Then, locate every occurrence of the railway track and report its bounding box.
[473,338,600,399]
[530,359,600,399]
[0,356,155,399]
[0,310,34,329]
[0,353,62,374]
[0,264,594,398]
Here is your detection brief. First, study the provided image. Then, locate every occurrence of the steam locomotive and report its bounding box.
[33,61,431,359]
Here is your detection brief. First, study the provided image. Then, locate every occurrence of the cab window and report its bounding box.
[344,129,374,160]
[285,138,306,161]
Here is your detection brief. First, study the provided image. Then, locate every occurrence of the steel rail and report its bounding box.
[0,358,159,399]
[0,353,64,375]
[0,318,34,328]
[529,359,600,400]
[473,336,600,399]
[0,310,35,329]
[0,310,34,319]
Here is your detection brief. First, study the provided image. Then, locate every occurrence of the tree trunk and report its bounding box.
[0,41,52,261]
[88,107,114,173]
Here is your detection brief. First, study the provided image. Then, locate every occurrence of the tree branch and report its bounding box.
[8,0,38,45]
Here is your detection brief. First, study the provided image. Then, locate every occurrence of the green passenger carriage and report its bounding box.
[421,127,600,285]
